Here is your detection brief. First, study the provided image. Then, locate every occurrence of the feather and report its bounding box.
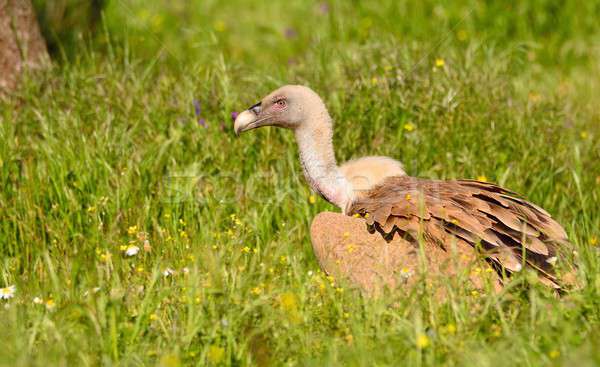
[348,176,575,289]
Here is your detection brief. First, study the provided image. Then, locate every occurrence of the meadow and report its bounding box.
[1,0,600,365]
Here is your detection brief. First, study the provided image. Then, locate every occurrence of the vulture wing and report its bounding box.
[346,176,576,289]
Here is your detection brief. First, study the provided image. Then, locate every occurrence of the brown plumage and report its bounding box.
[346,176,574,289]
[234,85,577,293]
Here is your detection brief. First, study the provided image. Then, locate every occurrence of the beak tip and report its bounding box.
[233,110,258,136]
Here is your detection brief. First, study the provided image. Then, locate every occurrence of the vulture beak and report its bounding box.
[234,102,263,135]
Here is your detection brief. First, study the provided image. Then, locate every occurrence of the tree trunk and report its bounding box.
[0,0,49,95]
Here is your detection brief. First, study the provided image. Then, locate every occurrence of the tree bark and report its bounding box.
[0,0,49,95]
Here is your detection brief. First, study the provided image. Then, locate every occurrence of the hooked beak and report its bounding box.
[234,102,263,136]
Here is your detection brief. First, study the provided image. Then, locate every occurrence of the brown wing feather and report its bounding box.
[347,176,575,289]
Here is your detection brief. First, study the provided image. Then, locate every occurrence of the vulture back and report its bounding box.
[346,176,577,289]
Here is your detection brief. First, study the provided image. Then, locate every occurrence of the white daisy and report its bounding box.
[45,299,56,311]
[33,296,43,304]
[400,267,413,279]
[125,245,140,257]
[163,268,175,277]
[0,285,16,300]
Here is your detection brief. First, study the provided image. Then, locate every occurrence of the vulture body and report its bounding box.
[234,85,576,293]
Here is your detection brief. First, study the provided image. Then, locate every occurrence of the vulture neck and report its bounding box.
[294,111,352,212]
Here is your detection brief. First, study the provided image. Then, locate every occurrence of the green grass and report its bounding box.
[1,0,600,365]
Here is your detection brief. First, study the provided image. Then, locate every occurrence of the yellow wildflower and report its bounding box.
[241,246,250,254]
[127,225,138,236]
[491,324,502,337]
[149,313,158,321]
[580,131,589,139]
[279,292,298,311]
[371,77,378,86]
[590,237,598,246]
[549,350,560,359]
[99,252,112,262]
[251,287,262,295]
[213,20,226,32]
[445,323,456,334]
[435,58,445,68]
[45,299,56,311]
[207,345,225,364]
[416,334,430,349]
[403,122,415,132]
[477,175,488,182]
[345,334,354,345]
[405,193,412,201]
[309,195,316,204]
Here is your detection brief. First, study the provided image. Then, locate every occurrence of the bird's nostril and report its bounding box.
[249,102,262,115]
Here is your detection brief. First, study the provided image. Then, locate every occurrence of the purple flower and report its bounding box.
[231,111,239,121]
[193,99,207,128]
[193,99,201,117]
[284,27,297,39]
[319,2,329,14]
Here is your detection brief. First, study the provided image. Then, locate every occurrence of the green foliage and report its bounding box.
[1,0,600,365]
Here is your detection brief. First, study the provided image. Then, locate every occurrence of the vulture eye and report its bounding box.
[275,99,287,108]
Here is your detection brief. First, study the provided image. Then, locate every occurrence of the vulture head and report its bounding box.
[234,85,326,135]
